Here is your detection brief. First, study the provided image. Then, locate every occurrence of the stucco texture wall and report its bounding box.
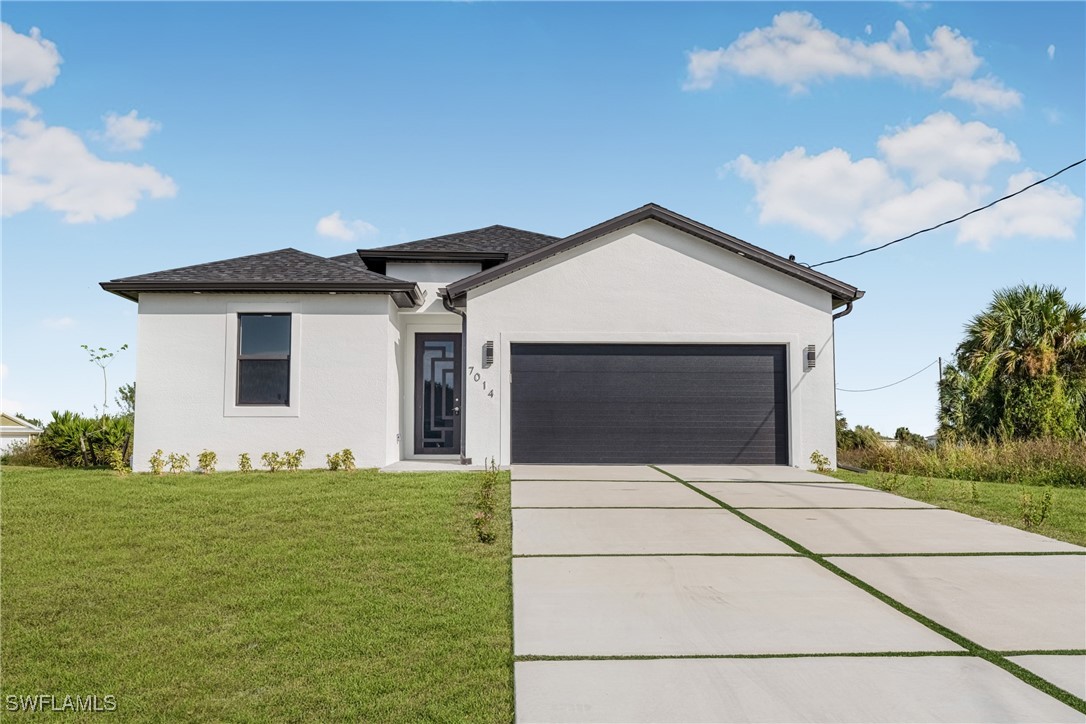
[463,219,839,469]
[133,293,393,471]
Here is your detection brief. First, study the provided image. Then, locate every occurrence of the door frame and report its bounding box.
[413,332,462,455]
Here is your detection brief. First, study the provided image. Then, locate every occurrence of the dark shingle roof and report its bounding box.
[370,225,559,258]
[101,248,420,306]
[113,248,399,284]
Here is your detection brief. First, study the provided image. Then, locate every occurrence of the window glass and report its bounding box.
[238,360,290,405]
[240,314,291,357]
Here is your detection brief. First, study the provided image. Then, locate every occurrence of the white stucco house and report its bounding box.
[102,204,863,471]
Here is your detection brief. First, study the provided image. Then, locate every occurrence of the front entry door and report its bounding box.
[414,333,462,455]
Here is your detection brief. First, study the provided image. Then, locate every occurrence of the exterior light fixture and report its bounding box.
[483,341,494,367]
[806,344,817,370]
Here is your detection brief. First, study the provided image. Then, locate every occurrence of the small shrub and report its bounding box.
[1019,487,1054,529]
[969,481,981,503]
[261,452,283,472]
[167,452,189,474]
[0,440,57,467]
[283,449,305,472]
[340,449,356,472]
[197,450,217,474]
[149,449,166,475]
[878,472,902,493]
[472,457,500,544]
[238,452,253,473]
[810,450,831,473]
[108,448,130,476]
[326,452,342,471]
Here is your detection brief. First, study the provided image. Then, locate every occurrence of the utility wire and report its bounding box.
[809,158,1086,269]
[837,359,939,393]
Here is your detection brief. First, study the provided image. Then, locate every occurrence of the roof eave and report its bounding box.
[99,280,423,307]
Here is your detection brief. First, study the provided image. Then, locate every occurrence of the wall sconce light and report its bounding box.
[806,344,817,370]
[483,341,494,367]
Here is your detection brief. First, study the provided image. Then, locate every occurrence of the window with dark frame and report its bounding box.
[237,313,291,405]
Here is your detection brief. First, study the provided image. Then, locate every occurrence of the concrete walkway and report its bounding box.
[511,465,1086,723]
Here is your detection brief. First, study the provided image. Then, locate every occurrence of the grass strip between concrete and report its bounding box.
[650,465,1086,715]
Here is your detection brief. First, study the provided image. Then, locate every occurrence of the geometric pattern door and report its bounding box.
[414,333,461,454]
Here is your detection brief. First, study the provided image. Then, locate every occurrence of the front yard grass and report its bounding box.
[830,469,1086,548]
[0,466,512,722]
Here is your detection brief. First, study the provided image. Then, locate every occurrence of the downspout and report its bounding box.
[441,290,470,465]
[830,299,854,470]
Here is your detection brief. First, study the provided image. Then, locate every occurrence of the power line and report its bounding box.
[809,158,1086,269]
[837,359,939,393]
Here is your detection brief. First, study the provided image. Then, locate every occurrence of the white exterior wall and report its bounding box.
[133,293,394,471]
[463,220,839,469]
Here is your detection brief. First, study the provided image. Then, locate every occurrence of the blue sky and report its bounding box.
[2,2,1084,436]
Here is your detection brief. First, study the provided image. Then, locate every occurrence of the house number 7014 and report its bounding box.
[467,366,495,397]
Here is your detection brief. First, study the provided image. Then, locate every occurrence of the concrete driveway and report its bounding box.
[511,465,1086,723]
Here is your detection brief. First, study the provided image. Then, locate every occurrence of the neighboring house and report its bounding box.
[0,413,43,454]
[101,203,863,471]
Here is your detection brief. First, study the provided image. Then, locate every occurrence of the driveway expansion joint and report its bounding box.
[651,465,1086,715]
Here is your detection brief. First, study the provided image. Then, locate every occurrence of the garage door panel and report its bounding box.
[510,344,788,465]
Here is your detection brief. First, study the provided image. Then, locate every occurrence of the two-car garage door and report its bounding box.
[510,344,789,465]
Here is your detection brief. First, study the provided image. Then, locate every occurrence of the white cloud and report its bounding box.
[316,211,379,242]
[2,118,178,223]
[957,171,1083,249]
[100,110,161,151]
[943,76,1023,111]
[726,112,1083,250]
[1,23,62,95]
[0,25,177,223]
[41,316,75,329]
[685,12,1019,112]
[728,147,903,240]
[877,111,1019,183]
[1,93,39,117]
[860,178,981,242]
[1047,44,1056,60]
[685,12,982,92]
[1043,108,1063,125]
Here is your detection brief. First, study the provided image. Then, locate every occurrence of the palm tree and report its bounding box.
[947,284,1086,440]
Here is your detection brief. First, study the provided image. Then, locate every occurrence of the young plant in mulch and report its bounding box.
[197,450,218,474]
[108,449,130,477]
[238,453,253,473]
[472,458,500,544]
[339,449,356,472]
[326,452,342,471]
[167,452,189,474]
[261,452,283,472]
[148,449,166,475]
[283,449,305,472]
[810,450,831,473]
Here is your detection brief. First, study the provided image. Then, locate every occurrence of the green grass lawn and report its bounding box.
[830,469,1086,548]
[1,466,512,722]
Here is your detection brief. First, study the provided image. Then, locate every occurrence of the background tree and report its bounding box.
[938,284,1086,441]
[116,383,135,418]
[81,344,128,418]
[894,426,928,448]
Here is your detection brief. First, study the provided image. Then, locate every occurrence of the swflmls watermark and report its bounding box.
[5,694,117,713]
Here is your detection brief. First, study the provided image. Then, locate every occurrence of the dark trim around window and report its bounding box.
[236,313,291,406]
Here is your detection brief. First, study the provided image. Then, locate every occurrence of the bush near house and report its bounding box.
[31,411,133,468]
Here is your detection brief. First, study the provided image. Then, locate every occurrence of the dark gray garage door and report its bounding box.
[510,344,788,465]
